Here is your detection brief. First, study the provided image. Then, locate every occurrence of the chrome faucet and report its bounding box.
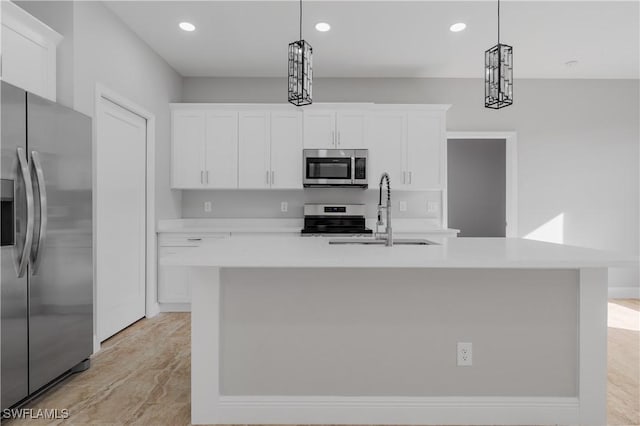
[376,172,393,246]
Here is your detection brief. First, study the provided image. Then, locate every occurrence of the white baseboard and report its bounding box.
[159,302,191,312]
[608,286,640,299]
[199,396,582,425]
[92,333,101,354]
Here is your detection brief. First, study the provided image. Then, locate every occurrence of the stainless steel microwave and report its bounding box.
[303,149,368,188]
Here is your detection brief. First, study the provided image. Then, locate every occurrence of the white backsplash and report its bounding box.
[181,189,442,224]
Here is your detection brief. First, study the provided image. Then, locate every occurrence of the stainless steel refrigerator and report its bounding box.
[1,81,93,409]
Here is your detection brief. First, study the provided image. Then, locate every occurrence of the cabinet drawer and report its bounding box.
[158,232,230,247]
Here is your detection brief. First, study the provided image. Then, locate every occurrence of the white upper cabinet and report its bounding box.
[171,104,447,191]
[368,107,447,190]
[238,112,271,189]
[237,110,302,189]
[369,112,407,190]
[171,109,238,189]
[335,111,368,148]
[172,111,207,188]
[303,108,368,149]
[270,110,303,189]
[205,112,239,188]
[303,110,336,149]
[1,1,62,101]
[406,111,445,189]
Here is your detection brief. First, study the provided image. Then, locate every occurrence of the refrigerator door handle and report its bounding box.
[30,150,47,274]
[16,147,35,278]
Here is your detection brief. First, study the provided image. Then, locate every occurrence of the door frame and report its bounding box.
[93,84,158,352]
[446,131,518,238]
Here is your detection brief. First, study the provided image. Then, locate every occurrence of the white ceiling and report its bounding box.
[104,1,639,79]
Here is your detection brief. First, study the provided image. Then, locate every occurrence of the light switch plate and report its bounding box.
[204,201,212,213]
[280,202,288,213]
[399,201,407,212]
[427,201,439,214]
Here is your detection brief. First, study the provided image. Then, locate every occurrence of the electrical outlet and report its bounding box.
[399,201,407,212]
[457,342,472,366]
[427,201,439,214]
[204,201,212,213]
[280,201,288,213]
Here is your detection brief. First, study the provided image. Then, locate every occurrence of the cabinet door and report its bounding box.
[1,2,61,101]
[158,265,191,303]
[369,112,407,189]
[172,111,206,188]
[205,112,238,188]
[270,110,303,189]
[238,111,270,189]
[158,247,191,303]
[336,111,368,148]
[406,112,444,189]
[303,110,336,148]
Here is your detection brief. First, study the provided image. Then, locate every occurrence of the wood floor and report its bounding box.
[6,299,639,426]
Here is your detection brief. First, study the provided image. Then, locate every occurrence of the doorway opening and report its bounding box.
[446,132,517,238]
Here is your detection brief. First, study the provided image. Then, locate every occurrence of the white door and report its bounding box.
[303,110,336,148]
[171,111,206,188]
[270,111,303,188]
[238,112,270,189]
[205,112,238,188]
[369,111,407,189]
[406,112,443,189]
[336,111,367,148]
[96,97,146,341]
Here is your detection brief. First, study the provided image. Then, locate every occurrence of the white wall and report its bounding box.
[183,77,639,293]
[15,1,183,220]
[221,268,578,396]
[182,189,442,223]
[73,2,182,219]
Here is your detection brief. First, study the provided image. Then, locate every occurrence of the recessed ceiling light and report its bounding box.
[315,22,331,32]
[449,22,466,32]
[179,22,196,32]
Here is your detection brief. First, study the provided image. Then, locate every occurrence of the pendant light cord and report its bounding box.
[299,0,303,40]
[497,0,500,44]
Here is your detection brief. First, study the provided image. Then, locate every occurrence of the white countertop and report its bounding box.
[157,218,459,235]
[159,234,634,269]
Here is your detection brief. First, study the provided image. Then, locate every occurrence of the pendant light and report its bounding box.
[485,0,513,109]
[288,0,313,106]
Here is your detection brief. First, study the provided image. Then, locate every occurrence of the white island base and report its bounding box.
[189,264,608,425]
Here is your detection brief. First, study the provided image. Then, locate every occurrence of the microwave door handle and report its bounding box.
[351,156,356,184]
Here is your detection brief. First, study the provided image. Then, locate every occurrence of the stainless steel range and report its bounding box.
[301,204,373,236]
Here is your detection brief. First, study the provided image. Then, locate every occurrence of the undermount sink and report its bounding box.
[329,238,439,246]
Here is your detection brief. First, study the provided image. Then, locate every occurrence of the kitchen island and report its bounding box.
[159,235,632,425]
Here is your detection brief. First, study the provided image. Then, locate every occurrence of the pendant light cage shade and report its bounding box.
[288,40,313,106]
[485,43,513,109]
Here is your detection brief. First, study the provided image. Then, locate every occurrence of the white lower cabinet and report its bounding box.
[157,233,229,307]
[158,249,192,304]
